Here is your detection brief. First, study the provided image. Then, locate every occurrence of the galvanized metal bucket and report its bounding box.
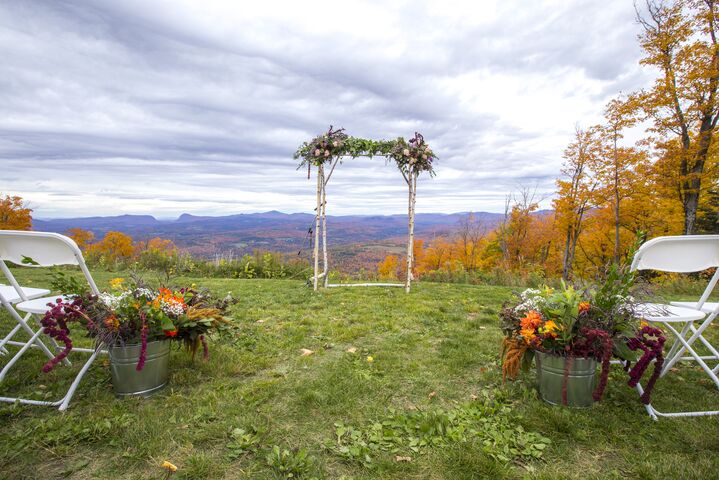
[535,352,597,408]
[109,340,170,398]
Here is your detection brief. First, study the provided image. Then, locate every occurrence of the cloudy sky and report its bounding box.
[0,0,652,218]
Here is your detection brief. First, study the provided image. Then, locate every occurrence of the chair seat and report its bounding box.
[16,295,75,315]
[0,285,51,304]
[636,303,707,323]
[670,301,718,314]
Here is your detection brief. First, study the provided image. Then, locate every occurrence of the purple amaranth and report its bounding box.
[627,326,666,404]
[136,312,148,371]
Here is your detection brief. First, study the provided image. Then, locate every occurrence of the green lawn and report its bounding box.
[1,271,718,479]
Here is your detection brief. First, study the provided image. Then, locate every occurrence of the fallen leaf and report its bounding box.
[470,394,478,400]
[479,326,487,330]
[256,319,265,324]
[346,347,357,353]
[300,349,314,356]
[395,456,412,462]
[428,391,437,399]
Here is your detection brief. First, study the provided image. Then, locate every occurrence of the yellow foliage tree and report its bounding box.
[630,0,719,234]
[377,255,399,279]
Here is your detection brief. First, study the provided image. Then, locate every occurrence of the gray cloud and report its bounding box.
[0,0,652,218]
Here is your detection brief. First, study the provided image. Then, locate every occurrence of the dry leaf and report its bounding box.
[470,393,478,400]
[346,347,357,353]
[395,456,412,462]
[479,326,487,330]
[256,319,265,324]
[300,348,314,356]
[428,391,437,399]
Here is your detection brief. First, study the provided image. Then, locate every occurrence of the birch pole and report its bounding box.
[313,164,323,291]
[405,166,416,293]
[321,170,329,287]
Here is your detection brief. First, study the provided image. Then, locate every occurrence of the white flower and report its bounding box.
[314,149,321,156]
[403,148,410,156]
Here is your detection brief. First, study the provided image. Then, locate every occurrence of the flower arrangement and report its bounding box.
[295,125,348,167]
[389,132,436,175]
[40,278,234,373]
[500,265,667,405]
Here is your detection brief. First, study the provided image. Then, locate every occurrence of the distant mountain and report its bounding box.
[32,210,515,258]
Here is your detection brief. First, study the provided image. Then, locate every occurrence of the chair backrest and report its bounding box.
[631,235,719,273]
[0,230,99,297]
[0,230,83,267]
[631,235,719,311]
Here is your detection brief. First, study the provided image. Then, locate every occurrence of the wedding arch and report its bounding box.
[294,126,436,293]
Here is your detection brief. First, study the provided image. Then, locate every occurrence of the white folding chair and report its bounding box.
[0,230,104,411]
[630,235,719,419]
[0,283,51,355]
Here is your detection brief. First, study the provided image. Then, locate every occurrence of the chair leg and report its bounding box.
[662,323,719,388]
[58,346,102,411]
[0,329,47,382]
[0,345,103,410]
[625,360,719,419]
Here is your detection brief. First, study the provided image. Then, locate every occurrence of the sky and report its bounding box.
[0,0,654,219]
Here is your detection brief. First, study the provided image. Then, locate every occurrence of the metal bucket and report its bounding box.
[109,340,170,398]
[536,352,597,408]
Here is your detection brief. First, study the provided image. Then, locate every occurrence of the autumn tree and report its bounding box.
[554,127,598,280]
[66,228,95,251]
[632,0,719,234]
[86,231,134,263]
[456,212,488,272]
[593,100,645,263]
[377,254,399,279]
[0,195,32,230]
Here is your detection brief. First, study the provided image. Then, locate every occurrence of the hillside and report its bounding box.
[33,211,510,257]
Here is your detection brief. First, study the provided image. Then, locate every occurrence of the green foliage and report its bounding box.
[294,126,436,176]
[1,271,718,479]
[47,267,90,296]
[265,445,319,479]
[331,394,550,467]
[226,426,262,458]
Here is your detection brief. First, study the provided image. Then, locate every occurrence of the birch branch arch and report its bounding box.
[294,126,436,293]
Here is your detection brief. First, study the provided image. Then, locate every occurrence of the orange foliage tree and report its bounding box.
[86,231,135,263]
[0,195,32,230]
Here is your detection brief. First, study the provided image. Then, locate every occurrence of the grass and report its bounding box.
[0,269,718,479]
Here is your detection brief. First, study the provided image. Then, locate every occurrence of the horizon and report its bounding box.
[0,0,649,218]
[35,208,557,221]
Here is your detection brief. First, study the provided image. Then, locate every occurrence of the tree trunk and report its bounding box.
[613,138,620,264]
[683,189,700,235]
[313,164,322,291]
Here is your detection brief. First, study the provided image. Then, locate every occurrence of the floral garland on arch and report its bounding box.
[294,126,436,176]
[293,126,437,292]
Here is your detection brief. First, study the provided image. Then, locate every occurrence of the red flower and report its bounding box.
[164,329,178,337]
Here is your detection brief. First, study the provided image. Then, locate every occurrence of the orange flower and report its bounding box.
[579,302,590,314]
[520,310,543,330]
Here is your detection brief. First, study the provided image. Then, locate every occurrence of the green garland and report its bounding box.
[294,126,436,176]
